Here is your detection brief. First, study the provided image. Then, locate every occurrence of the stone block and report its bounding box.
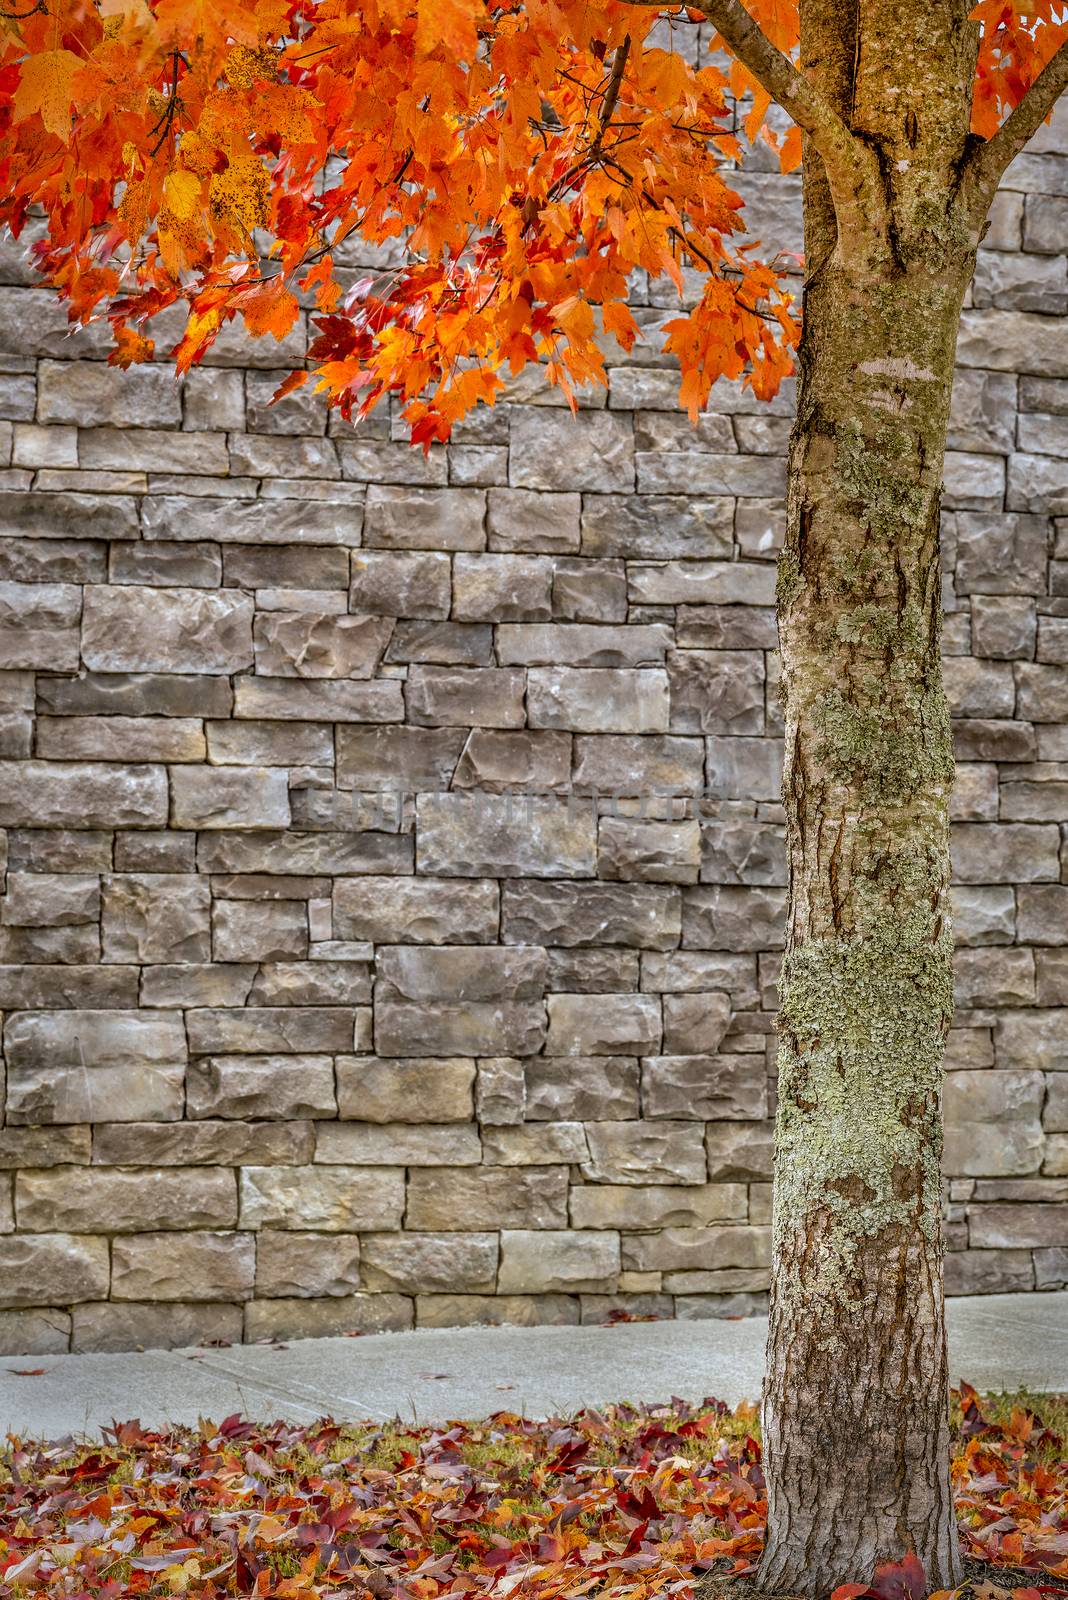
[476,1057,526,1124]
[968,1204,1068,1248]
[240,1166,405,1230]
[623,1224,771,1272]
[37,715,207,762]
[406,666,526,728]
[385,620,494,665]
[545,993,661,1056]
[947,369,1018,454]
[627,561,776,606]
[249,961,372,1007]
[318,1121,481,1163]
[335,1056,475,1122]
[93,1119,314,1166]
[171,766,291,830]
[233,675,402,722]
[244,1294,413,1340]
[349,550,451,618]
[0,1234,109,1309]
[700,819,787,885]
[957,309,1068,377]
[452,554,554,621]
[955,947,1036,1006]
[0,1310,71,1355]
[1008,452,1068,515]
[415,1293,579,1327]
[551,559,628,622]
[361,1232,498,1292]
[1016,663,1068,722]
[944,1070,1045,1176]
[572,734,705,794]
[951,884,1016,946]
[502,879,681,949]
[498,624,671,667]
[5,1008,186,1123]
[16,1166,237,1232]
[0,761,168,828]
[954,512,1049,594]
[944,657,1015,718]
[111,1231,255,1301]
[951,823,1060,882]
[40,670,232,718]
[569,1182,746,1228]
[363,485,486,550]
[597,817,701,883]
[417,793,596,878]
[71,1301,244,1353]
[705,737,784,801]
[187,1006,357,1054]
[524,1056,640,1120]
[0,580,81,669]
[0,965,140,1008]
[255,1232,362,1297]
[510,410,633,493]
[580,494,732,560]
[643,1054,767,1120]
[337,725,464,791]
[0,1127,91,1169]
[452,729,571,792]
[662,992,732,1055]
[212,899,307,962]
[682,885,786,950]
[486,489,581,553]
[1018,885,1068,944]
[253,612,393,678]
[187,1055,336,1120]
[406,1166,569,1229]
[996,1008,1068,1072]
[82,585,253,674]
[970,596,1036,659]
[39,360,181,427]
[581,1121,707,1185]
[334,876,498,943]
[200,831,411,876]
[101,873,211,962]
[0,489,139,541]
[498,1230,619,1293]
[668,649,767,735]
[1,872,99,927]
[944,1250,1035,1295]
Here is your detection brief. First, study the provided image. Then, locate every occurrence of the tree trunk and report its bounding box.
[755,6,981,1591]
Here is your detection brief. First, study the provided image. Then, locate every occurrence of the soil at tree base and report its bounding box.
[695,1558,1068,1600]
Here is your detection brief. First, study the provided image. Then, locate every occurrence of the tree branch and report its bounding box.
[629,0,882,245]
[962,37,1068,215]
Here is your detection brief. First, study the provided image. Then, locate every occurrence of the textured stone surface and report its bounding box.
[0,138,1064,1348]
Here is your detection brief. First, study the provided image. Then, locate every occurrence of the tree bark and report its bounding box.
[756,4,981,1592]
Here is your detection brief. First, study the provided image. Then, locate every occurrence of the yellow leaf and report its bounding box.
[13,50,83,142]
[163,168,201,221]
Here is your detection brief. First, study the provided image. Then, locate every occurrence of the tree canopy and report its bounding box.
[1,0,1066,443]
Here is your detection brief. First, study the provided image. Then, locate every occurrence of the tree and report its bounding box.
[2,0,1067,1589]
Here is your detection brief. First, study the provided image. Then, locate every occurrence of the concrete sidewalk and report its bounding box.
[2,1291,1065,1441]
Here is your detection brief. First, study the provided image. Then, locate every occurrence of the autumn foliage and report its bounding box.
[1,1387,1067,1598]
[0,0,1065,442]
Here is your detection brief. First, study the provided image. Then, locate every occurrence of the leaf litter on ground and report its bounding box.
[0,1385,1065,1600]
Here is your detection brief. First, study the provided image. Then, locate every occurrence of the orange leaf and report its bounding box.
[12,50,83,142]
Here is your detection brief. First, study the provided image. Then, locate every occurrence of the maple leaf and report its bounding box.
[12,50,82,142]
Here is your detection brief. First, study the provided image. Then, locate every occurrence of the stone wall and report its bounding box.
[0,84,1065,1354]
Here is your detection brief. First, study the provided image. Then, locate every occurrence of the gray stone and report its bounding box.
[37,715,207,762]
[968,1204,1068,1248]
[502,880,681,949]
[406,1166,569,1229]
[319,1121,482,1164]
[452,554,554,621]
[234,676,403,722]
[954,512,1049,594]
[486,489,581,553]
[581,495,733,559]
[957,309,1068,376]
[1019,885,1068,944]
[39,671,232,717]
[682,885,787,949]
[93,1120,314,1166]
[662,992,732,1054]
[528,667,669,732]
[101,874,211,962]
[956,947,1036,1007]
[1,872,99,927]
[415,1293,579,1327]
[510,410,633,493]
[944,1250,1035,1295]
[240,1165,405,1230]
[0,1126,91,1169]
[200,831,411,876]
[407,666,526,728]
[668,650,765,734]
[551,559,628,622]
[0,489,139,541]
[171,767,291,830]
[452,729,571,792]
[385,621,494,665]
[582,1122,707,1185]
[498,624,671,667]
[951,884,1016,945]
[335,1056,475,1122]
[476,1057,526,1124]
[944,1070,1045,1176]
[334,876,498,943]
[642,1054,767,1120]
[417,792,596,878]
[255,1232,361,1298]
[545,993,661,1056]
[111,1232,255,1301]
[361,1233,498,1292]
[498,1230,619,1293]
[350,550,451,618]
[0,1234,109,1309]
[0,1310,71,1355]
[996,1009,1068,1072]
[212,899,307,961]
[0,537,105,584]
[598,817,701,883]
[0,761,168,828]
[363,485,486,550]
[82,585,253,673]
[572,734,705,794]
[16,1166,237,1231]
[71,1301,244,1353]
[187,1055,336,1120]
[970,596,1036,659]
[0,580,81,669]
[951,822,1060,882]
[628,561,776,607]
[337,725,465,791]
[5,1008,186,1123]
[524,1057,639,1120]
[944,657,1015,718]
[39,361,181,427]
[252,612,393,678]
[244,1295,413,1340]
